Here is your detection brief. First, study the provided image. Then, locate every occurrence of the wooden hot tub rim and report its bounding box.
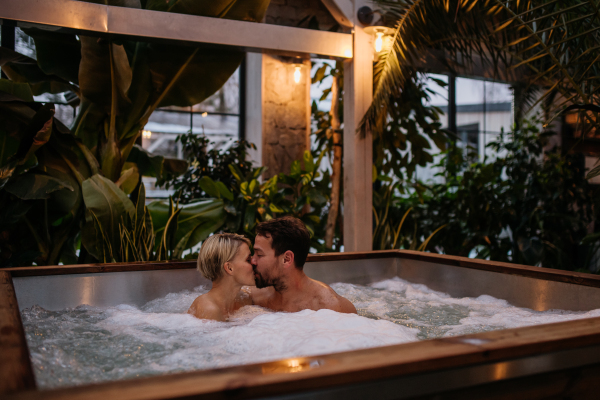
[4,253,600,398]
[5,250,600,289]
[4,316,600,400]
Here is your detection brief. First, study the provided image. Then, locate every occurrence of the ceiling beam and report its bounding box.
[0,0,353,59]
[320,0,355,28]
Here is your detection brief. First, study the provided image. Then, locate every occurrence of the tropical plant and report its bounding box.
[398,118,596,270]
[166,148,336,252]
[372,182,446,251]
[0,0,271,266]
[364,0,600,136]
[0,97,98,267]
[160,133,256,203]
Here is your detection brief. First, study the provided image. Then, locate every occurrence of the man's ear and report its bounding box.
[282,250,295,269]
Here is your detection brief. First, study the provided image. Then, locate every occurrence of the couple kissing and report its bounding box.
[187,216,356,321]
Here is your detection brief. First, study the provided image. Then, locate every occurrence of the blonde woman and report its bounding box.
[187,233,255,321]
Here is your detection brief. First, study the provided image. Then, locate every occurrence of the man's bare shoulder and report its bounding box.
[312,280,357,314]
[187,295,224,321]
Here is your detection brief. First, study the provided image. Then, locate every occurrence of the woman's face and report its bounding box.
[227,243,255,286]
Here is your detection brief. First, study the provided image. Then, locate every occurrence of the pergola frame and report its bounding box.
[0,0,373,251]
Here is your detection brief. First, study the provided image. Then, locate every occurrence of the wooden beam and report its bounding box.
[320,0,354,28]
[0,0,353,58]
[0,272,36,395]
[343,20,373,251]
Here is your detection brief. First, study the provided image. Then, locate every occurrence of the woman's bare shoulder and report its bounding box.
[187,295,224,321]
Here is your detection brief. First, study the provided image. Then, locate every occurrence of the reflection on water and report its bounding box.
[21,277,600,389]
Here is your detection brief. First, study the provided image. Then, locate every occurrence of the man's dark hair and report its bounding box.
[256,216,310,268]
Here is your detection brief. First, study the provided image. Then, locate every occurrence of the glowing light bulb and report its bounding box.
[201,112,208,117]
[375,31,384,53]
[142,130,152,139]
[294,66,301,83]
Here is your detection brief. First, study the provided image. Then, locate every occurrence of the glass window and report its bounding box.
[456,78,513,161]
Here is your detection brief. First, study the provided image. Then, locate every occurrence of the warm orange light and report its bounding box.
[294,66,302,83]
[375,31,384,53]
[142,130,152,139]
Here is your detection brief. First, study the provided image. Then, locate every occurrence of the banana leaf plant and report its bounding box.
[0,93,98,266]
[82,174,224,262]
[0,0,271,265]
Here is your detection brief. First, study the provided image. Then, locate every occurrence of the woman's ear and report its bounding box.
[223,262,234,276]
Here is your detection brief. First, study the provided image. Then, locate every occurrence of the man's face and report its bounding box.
[251,234,282,289]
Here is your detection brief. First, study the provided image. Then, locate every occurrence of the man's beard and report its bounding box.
[254,268,285,291]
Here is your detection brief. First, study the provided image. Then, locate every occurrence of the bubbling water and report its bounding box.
[21,277,600,389]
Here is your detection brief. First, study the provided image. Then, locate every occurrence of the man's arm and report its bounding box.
[249,286,274,308]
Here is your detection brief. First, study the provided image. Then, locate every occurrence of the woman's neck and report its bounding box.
[208,278,242,314]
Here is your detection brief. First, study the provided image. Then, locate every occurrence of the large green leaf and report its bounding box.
[143,0,270,107]
[0,79,34,101]
[20,28,81,84]
[148,198,226,252]
[81,174,136,259]
[79,37,133,110]
[127,144,188,178]
[0,47,76,95]
[5,173,74,200]
[127,144,164,177]
[148,45,243,108]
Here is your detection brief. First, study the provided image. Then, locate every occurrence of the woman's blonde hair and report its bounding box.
[197,233,251,281]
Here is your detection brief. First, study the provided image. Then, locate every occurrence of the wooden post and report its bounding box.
[245,53,263,166]
[343,22,373,251]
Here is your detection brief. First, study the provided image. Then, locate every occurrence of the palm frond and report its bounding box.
[364,0,600,135]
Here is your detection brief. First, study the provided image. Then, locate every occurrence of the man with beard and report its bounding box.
[249,216,356,313]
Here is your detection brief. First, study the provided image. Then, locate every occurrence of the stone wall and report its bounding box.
[261,54,311,179]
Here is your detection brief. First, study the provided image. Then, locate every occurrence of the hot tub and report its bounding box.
[2,250,600,399]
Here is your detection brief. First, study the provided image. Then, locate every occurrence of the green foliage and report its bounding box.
[0,0,270,266]
[372,183,446,251]
[148,197,226,259]
[0,97,98,267]
[161,133,256,202]
[161,133,335,249]
[394,119,596,271]
[81,174,225,262]
[365,0,600,135]
[374,73,448,181]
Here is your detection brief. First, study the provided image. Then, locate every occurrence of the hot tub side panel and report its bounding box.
[396,257,600,311]
[13,269,210,311]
